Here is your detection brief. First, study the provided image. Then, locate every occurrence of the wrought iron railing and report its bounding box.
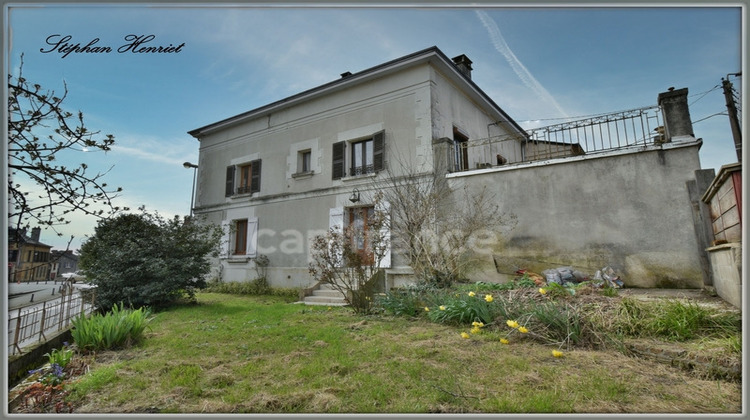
[462,105,665,169]
[525,106,664,160]
[350,164,375,176]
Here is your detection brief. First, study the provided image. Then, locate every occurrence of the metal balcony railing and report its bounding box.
[461,105,665,169]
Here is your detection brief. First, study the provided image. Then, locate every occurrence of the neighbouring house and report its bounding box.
[701,162,742,308]
[189,46,708,293]
[8,227,52,283]
[49,250,80,281]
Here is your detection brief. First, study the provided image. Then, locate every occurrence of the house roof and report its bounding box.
[188,46,528,138]
[51,250,80,261]
[8,228,53,249]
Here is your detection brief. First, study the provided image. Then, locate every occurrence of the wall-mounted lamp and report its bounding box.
[349,188,360,203]
[183,162,199,216]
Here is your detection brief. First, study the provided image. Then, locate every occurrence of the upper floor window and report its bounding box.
[454,127,469,172]
[299,149,312,174]
[226,159,262,197]
[332,131,384,180]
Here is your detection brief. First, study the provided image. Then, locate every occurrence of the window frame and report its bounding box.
[226,159,262,197]
[332,131,384,180]
[234,219,248,255]
[297,149,312,174]
[347,205,375,264]
[453,127,469,172]
[350,138,374,176]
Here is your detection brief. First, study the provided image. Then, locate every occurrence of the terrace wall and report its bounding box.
[447,139,705,289]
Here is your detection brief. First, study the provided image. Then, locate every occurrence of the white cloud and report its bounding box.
[110,144,186,167]
[475,10,569,119]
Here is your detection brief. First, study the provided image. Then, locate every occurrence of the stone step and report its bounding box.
[312,289,345,298]
[303,295,348,306]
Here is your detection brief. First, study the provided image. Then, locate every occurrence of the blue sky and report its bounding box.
[5,3,745,250]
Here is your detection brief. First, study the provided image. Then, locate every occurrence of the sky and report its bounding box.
[4,2,745,251]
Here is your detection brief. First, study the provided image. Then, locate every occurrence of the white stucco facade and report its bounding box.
[189,47,525,288]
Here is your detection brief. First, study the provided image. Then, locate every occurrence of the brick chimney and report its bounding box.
[452,54,473,80]
[657,87,694,142]
[31,227,41,242]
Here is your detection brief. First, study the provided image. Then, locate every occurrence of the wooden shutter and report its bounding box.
[225,166,235,197]
[332,141,345,180]
[329,207,344,266]
[375,200,391,268]
[219,220,230,258]
[246,217,258,257]
[373,131,385,171]
[250,159,262,193]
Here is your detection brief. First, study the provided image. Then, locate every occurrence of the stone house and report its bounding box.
[189,46,707,292]
[7,227,52,283]
[49,250,80,280]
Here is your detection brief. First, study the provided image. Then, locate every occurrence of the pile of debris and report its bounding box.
[517,266,624,289]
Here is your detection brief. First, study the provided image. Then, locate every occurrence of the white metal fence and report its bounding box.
[8,286,97,355]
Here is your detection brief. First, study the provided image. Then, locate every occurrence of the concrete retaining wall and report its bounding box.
[448,140,705,288]
[706,243,742,308]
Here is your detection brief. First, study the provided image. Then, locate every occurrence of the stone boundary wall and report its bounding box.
[448,140,705,288]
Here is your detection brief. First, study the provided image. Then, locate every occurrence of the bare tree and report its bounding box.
[7,56,127,241]
[376,157,515,287]
[308,192,389,314]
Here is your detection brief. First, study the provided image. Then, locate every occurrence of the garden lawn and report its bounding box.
[66,293,742,414]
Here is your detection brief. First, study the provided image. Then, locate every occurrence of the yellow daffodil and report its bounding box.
[468,291,476,297]
[471,321,484,327]
[552,350,564,358]
[539,288,547,295]
[439,305,446,311]
[500,338,510,344]
[484,294,494,302]
[506,320,519,329]
[461,332,470,339]
[518,326,529,334]
[424,307,430,312]
[327,306,332,311]
[470,326,481,334]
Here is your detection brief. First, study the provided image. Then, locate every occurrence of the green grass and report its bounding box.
[614,297,741,341]
[63,293,742,414]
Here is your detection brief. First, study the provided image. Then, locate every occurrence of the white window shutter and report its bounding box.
[329,207,344,266]
[246,217,258,258]
[329,207,344,231]
[375,200,391,268]
[220,220,230,258]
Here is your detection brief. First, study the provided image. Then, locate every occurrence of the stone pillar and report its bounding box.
[432,137,454,175]
[657,87,694,142]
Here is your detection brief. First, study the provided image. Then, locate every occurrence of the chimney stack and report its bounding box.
[452,54,473,80]
[657,87,694,142]
[31,227,41,242]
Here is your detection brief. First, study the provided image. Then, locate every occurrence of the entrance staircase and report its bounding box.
[302,283,348,306]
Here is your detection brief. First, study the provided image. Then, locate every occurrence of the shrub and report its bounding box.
[79,209,222,311]
[204,280,300,301]
[71,303,153,352]
[377,284,442,317]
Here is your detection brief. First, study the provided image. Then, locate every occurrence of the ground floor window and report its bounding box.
[348,206,374,263]
[234,219,248,255]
